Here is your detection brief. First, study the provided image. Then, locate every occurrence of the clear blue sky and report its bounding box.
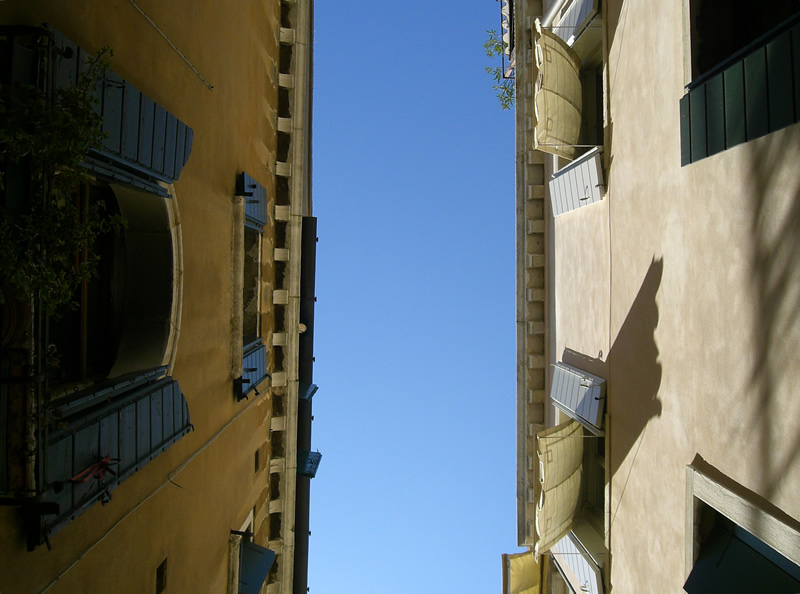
[309,2,522,592]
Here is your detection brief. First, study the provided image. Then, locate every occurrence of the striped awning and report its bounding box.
[535,420,584,555]
[501,551,540,594]
[532,19,583,160]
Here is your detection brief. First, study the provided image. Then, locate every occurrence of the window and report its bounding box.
[0,25,194,550]
[48,182,176,398]
[680,3,800,164]
[234,172,269,401]
[685,463,800,592]
[688,0,797,80]
[155,558,168,594]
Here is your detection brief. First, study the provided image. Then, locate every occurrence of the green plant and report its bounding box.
[484,29,515,110]
[0,46,124,311]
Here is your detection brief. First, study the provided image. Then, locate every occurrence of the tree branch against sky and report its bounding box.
[484,28,515,110]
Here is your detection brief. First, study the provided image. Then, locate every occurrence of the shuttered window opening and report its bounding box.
[298,450,322,478]
[549,146,605,216]
[298,383,318,401]
[235,172,269,401]
[236,172,269,231]
[238,540,277,594]
[550,362,606,434]
[680,11,800,165]
[51,30,194,194]
[238,341,269,401]
[38,376,192,546]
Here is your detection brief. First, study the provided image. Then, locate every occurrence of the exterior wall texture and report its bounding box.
[516,0,800,590]
[598,0,800,590]
[0,0,312,592]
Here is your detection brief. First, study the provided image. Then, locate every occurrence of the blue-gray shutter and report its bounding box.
[236,172,268,231]
[239,541,277,594]
[238,341,268,401]
[43,376,192,540]
[298,383,318,401]
[297,451,322,478]
[51,30,194,194]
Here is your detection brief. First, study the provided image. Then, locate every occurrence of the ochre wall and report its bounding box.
[0,0,281,591]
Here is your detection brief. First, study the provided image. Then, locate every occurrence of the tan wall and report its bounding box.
[0,0,282,591]
[550,0,800,591]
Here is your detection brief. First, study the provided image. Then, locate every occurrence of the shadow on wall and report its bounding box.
[561,256,664,478]
[742,128,800,507]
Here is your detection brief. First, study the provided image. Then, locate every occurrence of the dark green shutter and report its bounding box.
[680,12,800,165]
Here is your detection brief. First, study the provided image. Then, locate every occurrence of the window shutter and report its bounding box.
[51,30,194,193]
[236,172,268,231]
[238,540,277,594]
[41,376,192,544]
[550,362,605,433]
[238,341,269,401]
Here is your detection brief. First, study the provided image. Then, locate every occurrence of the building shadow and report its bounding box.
[741,128,800,508]
[607,256,664,476]
[560,257,664,476]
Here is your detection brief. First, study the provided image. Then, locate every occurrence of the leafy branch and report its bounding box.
[0,46,125,311]
[483,29,515,110]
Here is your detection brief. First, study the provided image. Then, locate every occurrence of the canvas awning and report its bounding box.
[532,19,583,160]
[501,551,540,594]
[535,420,584,555]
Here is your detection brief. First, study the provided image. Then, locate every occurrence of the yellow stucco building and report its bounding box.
[0,1,317,592]
[505,0,800,592]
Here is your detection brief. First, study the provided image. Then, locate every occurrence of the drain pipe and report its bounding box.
[541,0,571,28]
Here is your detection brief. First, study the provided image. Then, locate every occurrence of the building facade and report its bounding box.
[505,0,800,592]
[0,1,318,592]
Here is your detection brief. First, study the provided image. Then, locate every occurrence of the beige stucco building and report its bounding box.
[0,1,318,592]
[505,0,800,592]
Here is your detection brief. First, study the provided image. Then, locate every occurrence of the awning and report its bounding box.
[501,551,540,594]
[535,420,583,555]
[532,19,583,160]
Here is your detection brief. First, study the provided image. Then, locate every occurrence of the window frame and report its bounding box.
[684,463,800,580]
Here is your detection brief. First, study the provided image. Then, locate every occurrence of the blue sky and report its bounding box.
[309,2,521,592]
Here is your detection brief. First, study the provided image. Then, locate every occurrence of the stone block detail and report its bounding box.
[274,248,289,261]
[271,371,287,387]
